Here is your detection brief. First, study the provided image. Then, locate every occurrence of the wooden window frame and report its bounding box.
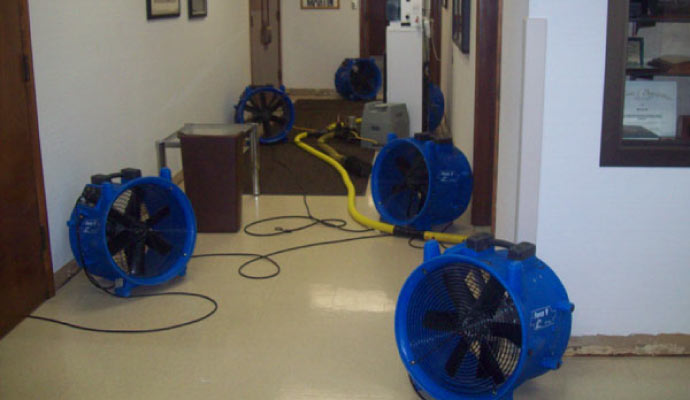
[600,0,690,167]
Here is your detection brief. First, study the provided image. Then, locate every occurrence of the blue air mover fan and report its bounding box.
[68,168,196,297]
[427,82,445,132]
[396,234,574,400]
[234,85,295,144]
[335,58,383,101]
[371,134,473,231]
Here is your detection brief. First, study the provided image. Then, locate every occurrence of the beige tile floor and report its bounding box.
[1,195,689,399]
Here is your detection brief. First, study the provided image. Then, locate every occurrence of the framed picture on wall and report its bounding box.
[301,0,340,10]
[189,0,207,18]
[147,0,181,19]
[452,0,471,54]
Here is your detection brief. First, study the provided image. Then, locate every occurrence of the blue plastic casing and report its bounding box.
[371,134,473,231]
[67,168,196,297]
[427,82,445,132]
[234,85,295,144]
[395,240,574,400]
[335,58,383,101]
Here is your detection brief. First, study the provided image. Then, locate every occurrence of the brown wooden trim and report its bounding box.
[359,0,367,57]
[491,0,503,233]
[567,334,690,356]
[430,0,443,86]
[471,0,501,226]
[19,0,55,296]
[53,260,80,291]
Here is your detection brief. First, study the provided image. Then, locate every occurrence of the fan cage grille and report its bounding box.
[375,141,430,223]
[105,183,189,279]
[405,262,522,395]
[242,89,291,140]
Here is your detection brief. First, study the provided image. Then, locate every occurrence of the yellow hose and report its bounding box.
[317,132,345,162]
[294,132,468,244]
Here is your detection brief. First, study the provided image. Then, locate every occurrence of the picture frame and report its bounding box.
[626,37,644,67]
[452,0,471,54]
[147,0,181,20]
[301,0,339,10]
[189,0,207,18]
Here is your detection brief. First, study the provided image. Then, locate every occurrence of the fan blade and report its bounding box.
[443,270,476,314]
[146,206,170,227]
[247,98,260,110]
[489,322,522,346]
[395,156,412,175]
[107,231,135,255]
[270,115,287,125]
[477,340,506,384]
[259,92,268,108]
[244,104,260,113]
[108,209,135,229]
[445,338,470,377]
[262,120,273,138]
[125,188,143,221]
[423,311,459,332]
[474,277,506,317]
[405,190,419,219]
[128,239,146,276]
[145,232,173,255]
[269,98,284,112]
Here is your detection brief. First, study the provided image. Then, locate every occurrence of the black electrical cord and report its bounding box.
[28,203,218,334]
[27,268,218,334]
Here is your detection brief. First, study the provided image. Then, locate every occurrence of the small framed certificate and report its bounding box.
[626,37,644,67]
[623,80,678,138]
[147,0,180,19]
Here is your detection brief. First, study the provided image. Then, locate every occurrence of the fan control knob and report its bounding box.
[508,242,537,261]
[80,185,102,207]
[121,168,142,181]
[466,233,494,252]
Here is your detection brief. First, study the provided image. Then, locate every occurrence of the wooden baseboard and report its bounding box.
[567,334,690,356]
[53,259,80,291]
[173,170,184,185]
[286,88,340,99]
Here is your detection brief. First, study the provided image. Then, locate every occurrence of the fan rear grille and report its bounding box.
[405,263,522,395]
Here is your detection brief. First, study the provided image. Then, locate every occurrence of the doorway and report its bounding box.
[249,0,282,86]
[359,0,387,58]
[0,0,54,338]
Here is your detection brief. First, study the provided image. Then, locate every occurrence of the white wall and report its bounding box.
[495,0,529,241]
[28,0,251,271]
[281,0,360,89]
[525,0,690,335]
[447,0,477,171]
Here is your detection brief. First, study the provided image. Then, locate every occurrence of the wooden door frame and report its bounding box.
[359,0,368,57]
[249,0,283,85]
[18,0,54,293]
[471,0,502,227]
[1,0,55,337]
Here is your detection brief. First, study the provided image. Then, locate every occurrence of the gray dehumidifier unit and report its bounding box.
[360,102,410,148]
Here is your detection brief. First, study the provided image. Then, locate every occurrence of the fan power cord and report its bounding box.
[294,131,468,244]
[27,269,218,334]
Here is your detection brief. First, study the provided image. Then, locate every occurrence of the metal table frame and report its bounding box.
[156,123,260,196]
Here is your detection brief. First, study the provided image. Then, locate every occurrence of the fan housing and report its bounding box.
[396,234,573,400]
[68,168,196,297]
[234,85,295,144]
[371,134,472,231]
[335,58,383,101]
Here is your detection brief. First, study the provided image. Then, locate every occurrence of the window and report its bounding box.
[453,0,471,54]
[601,1,690,167]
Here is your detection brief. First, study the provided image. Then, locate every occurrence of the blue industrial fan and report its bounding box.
[396,234,573,400]
[68,168,196,297]
[234,85,295,144]
[335,58,383,101]
[371,134,472,231]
